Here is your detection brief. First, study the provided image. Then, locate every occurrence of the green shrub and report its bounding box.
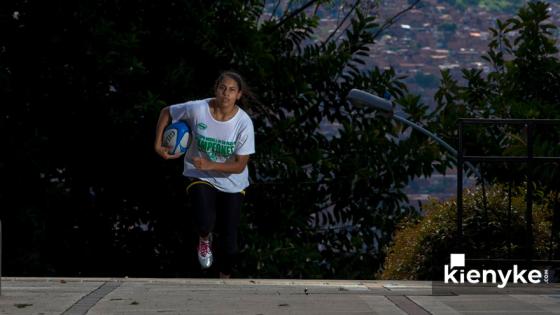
[380,184,555,280]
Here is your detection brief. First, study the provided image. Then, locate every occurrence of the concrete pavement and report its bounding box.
[0,277,559,314]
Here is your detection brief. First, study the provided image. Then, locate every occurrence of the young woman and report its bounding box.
[154,71,255,278]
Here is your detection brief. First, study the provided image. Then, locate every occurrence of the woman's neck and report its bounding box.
[209,99,238,121]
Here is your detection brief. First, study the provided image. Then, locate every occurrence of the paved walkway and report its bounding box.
[1,277,560,314]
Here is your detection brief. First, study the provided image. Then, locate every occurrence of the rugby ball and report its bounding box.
[163,121,191,155]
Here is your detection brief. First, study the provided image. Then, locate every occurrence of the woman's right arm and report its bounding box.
[154,106,182,160]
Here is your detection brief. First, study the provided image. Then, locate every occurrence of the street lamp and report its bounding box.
[347,88,480,179]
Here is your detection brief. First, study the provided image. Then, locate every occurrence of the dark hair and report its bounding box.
[214,71,257,107]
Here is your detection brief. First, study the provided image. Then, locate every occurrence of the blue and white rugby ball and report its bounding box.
[163,121,191,155]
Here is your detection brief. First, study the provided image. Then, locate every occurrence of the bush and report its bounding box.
[380,184,555,280]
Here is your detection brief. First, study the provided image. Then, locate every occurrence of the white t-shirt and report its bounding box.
[169,98,255,193]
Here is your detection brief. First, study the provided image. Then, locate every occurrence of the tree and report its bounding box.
[432,1,560,259]
[1,0,446,278]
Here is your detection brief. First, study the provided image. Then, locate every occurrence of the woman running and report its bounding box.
[154,71,255,278]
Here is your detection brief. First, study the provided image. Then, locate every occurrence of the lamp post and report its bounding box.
[346,88,480,179]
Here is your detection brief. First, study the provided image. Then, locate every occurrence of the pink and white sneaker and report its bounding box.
[197,236,213,269]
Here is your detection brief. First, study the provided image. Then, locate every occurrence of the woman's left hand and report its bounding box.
[192,157,214,171]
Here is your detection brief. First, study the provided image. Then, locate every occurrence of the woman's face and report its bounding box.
[215,76,242,107]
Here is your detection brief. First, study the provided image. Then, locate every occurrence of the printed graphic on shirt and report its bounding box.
[197,122,207,130]
[196,134,235,161]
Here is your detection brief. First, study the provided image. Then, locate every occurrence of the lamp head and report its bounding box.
[346,89,394,114]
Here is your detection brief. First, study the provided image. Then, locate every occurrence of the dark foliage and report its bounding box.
[1,0,445,278]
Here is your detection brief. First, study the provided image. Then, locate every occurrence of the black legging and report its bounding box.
[187,179,243,275]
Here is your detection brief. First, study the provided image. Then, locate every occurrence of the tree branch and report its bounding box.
[283,0,294,16]
[272,0,323,30]
[269,0,282,21]
[313,2,320,17]
[321,0,361,47]
[257,0,266,24]
[372,0,421,40]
